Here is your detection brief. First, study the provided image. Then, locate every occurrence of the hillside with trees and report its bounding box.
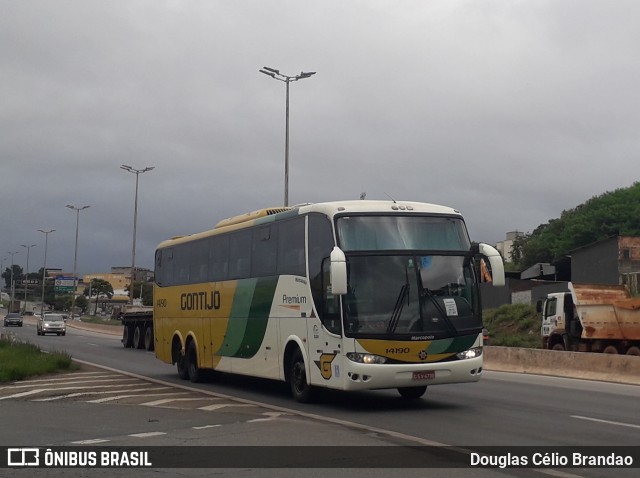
[510,182,640,269]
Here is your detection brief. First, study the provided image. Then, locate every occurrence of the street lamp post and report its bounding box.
[66,205,90,318]
[120,164,154,305]
[38,229,55,317]
[7,251,19,312]
[259,66,316,207]
[20,243,36,313]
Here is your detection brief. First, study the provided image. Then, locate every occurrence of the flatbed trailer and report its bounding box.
[118,306,154,351]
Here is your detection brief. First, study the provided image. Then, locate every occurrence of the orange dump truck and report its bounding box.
[539,282,640,355]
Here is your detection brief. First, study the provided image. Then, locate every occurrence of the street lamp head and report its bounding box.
[299,71,316,78]
[262,66,280,74]
[259,69,276,78]
[121,164,133,171]
[38,229,56,234]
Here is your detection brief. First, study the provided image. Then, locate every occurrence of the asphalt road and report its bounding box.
[2,317,639,477]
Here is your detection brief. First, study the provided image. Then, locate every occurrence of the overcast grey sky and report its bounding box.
[2,0,639,277]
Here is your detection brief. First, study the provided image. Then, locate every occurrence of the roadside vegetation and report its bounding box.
[483,303,541,349]
[0,338,78,382]
[78,315,121,326]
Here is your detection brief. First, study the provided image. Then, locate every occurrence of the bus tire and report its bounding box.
[186,342,201,383]
[122,325,133,348]
[552,343,565,351]
[144,326,154,351]
[626,346,640,356]
[288,348,313,403]
[398,386,427,399]
[177,353,190,380]
[133,325,144,349]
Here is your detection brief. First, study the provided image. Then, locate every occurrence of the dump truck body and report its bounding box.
[540,283,640,355]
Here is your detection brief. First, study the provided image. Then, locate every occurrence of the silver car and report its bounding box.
[37,314,67,336]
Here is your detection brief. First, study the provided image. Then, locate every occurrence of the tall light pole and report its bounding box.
[120,164,154,305]
[259,66,316,207]
[20,243,36,313]
[66,205,90,318]
[7,251,19,312]
[38,229,55,317]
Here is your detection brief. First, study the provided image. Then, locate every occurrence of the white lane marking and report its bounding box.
[8,372,113,384]
[71,439,111,445]
[0,389,47,400]
[87,392,189,403]
[140,397,212,407]
[33,387,172,402]
[129,432,167,438]
[571,415,640,429]
[197,403,256,411]
[0,383,154,399]
[247,412,288,422]
[5,378,139,389]
[192,424,222,430]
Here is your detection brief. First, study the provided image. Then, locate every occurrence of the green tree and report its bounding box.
[2,265,24,289]
[516,182,640,268]
[84,279,114,316]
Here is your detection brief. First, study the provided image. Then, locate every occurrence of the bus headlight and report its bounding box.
[346,352,387,364]
[456,347,483,360]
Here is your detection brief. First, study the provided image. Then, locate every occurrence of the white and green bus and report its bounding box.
[153,200,504,402]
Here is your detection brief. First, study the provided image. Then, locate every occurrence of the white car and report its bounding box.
[37,314,67,336]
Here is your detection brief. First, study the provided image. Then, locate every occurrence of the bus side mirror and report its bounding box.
[477,243,505,287]
[330,246,348,295]
[536,300,543,313]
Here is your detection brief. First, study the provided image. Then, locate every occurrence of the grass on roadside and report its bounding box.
[0,337,79,382]
[483,303,542,348]
[77,316,121,326]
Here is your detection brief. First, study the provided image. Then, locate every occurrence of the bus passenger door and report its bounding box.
[305,262,344,390]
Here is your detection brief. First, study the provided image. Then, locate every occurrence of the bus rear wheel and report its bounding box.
[626,346,640,356]
[603,345,619,354]
[552,343,565,351]
[187,342,201,383]
[288,349,313,403]
[397,386,427,399]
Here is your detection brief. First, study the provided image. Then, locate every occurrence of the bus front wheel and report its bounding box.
[288,349,313,403]
[398,386,427,399]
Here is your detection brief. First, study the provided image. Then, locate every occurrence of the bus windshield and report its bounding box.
[341,254,481,339]
[336,215,479,339]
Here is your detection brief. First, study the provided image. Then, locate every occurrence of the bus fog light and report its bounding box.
[346,352,387,364]
[456,347,483,360]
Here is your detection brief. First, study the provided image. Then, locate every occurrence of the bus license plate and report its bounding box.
[412,371,435,381]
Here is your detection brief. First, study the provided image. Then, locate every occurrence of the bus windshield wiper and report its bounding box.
[387,284,408,334]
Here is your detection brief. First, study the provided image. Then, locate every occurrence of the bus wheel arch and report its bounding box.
[284,341,313,403]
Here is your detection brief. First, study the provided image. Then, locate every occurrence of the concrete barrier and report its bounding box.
[484,346,640,385]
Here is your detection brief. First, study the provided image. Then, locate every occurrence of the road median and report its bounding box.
[484,346,640,385]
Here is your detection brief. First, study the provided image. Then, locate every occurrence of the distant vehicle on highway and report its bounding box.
[4,312,23,327]
[37,313,66,336]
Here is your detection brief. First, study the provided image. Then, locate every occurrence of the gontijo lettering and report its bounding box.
[180,291,221,310]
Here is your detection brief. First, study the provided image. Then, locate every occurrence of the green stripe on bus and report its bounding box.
[233,276,279,359]
[219,279,257,356]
